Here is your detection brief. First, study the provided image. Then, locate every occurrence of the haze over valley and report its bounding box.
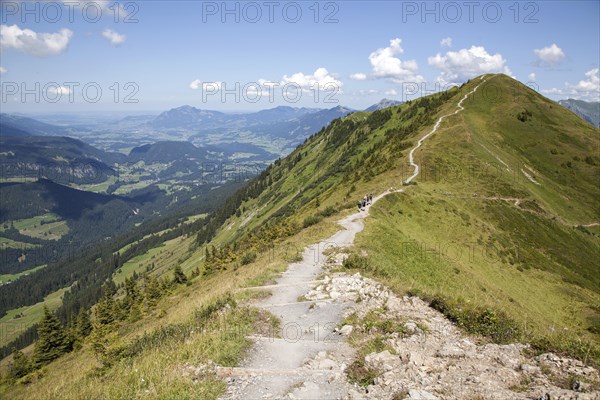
[0,2,599,399]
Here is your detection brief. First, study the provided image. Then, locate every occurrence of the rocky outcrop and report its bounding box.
[304,272,600,399]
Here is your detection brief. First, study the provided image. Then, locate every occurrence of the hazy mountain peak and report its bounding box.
[558,98,600,127]
[365,98,403,112]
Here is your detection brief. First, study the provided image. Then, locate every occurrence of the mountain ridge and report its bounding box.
[559,98,600,127]
[2,73,599,399]
[365,98,403,112]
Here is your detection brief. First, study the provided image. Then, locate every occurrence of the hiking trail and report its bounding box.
[405,80,485,184]
[211,78,599,399]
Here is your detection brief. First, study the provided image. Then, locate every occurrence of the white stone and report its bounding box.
[340,325,353,335]
[408,389,439,399]
[318,359,337,370]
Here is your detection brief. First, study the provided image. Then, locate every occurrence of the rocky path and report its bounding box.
[217,212,599,399]
[213,79,600,399]
[219,191,396,399]
[303,272,600,400]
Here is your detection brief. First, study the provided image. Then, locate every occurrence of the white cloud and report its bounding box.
[244,85,270,97]
[385,89,398,96]
[528,72,536,82]
[102,29,126,45]
[534,43,566,66]
[189,80,202,90]
[349,73,367,81]
[571,68,599,92]
[189,80,223,91]
[47,86,72,96]
[257,79,280,88]
[0,66,6,74]
[368,38,424,83]
[280,67,343,91]
[542,68,600,101]
[0,24,72,57]
[428,45,511,84]
[440,37,452,47]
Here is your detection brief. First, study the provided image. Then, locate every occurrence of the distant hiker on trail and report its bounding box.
[357,201,362,211]
[361,197,366,209]
[369,194,373,204]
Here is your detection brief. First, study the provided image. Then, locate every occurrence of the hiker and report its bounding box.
[361,198,366,208]
[369,194,373,204]
[357,201,362,211]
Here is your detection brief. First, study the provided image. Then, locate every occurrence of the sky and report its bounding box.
[0,0,599,113]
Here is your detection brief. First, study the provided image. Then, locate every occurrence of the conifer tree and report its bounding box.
[33,306,71,367]
[9,348,30,379]
[122,276,141,311]
[172,264,188,284]
[95,283,116,325]
[145,275,161,307]
[76,308,92,338]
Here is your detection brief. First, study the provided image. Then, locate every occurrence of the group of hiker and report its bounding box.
[357,194,373,211]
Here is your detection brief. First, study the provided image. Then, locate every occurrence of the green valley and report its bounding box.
[1,74,598,399]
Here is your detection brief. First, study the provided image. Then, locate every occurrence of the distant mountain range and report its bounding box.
[0,113,72,137]
[0,136,125,184]
[364,98,403,112]
[149,105,337,131]
[1,105,355,160]
[227,105,354,141]
[558,99,600,127]
[151,106,227,129]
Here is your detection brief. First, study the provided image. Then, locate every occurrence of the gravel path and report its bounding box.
[214,79,599,399]
[220,191,395,399]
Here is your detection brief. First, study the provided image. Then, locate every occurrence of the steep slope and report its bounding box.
[2,74,598,399]
[357,74,600,350]
[0,136,125,184]
[208,74,600,355]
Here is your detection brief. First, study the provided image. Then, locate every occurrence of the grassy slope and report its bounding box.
[2,74,598,398]
[0,286,68,347]
[1,217,341,399]
[0,264,46,285]
[0,213,69,241]
[357,74,600,348]
[220,74,600,349]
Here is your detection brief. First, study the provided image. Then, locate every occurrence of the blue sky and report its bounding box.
[1,0,598,112]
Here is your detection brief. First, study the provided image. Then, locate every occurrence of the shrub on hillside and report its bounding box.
[318,206,338,218]
[240,251,257,265]
[342,253,370,270]
[517,109,532,122]
[303,215,323,228]
[428,295,521,344]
